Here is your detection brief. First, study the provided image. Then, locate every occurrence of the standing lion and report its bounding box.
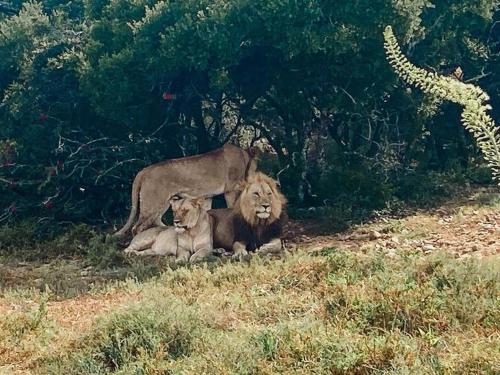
[115,144,257,237]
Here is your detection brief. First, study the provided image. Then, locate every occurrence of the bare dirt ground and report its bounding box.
[286,186,499,259]
[0,186,498,373]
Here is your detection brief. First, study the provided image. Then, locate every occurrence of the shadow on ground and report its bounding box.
[0,185,498,300]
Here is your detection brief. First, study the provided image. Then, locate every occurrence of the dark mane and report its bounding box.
[233,212,286,252]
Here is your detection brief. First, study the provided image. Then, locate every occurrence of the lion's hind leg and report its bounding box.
[149,228,178,256]
[125,247,154,255]
[132,215,156,235]
[123,227,164,254]
[189,247,213,263]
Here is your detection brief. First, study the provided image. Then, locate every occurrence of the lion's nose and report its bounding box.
[262,204,270,209]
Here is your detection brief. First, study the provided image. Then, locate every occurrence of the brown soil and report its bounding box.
[285,187,499,258]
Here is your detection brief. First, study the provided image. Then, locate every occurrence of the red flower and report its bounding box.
[39,113,49,123]
[9,204,17,214]
[162,92,175,101]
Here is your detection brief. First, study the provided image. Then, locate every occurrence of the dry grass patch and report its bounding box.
[26,250,499,374]
[1,187,498,373]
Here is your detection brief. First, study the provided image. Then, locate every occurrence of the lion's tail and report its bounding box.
[114,172,142,237]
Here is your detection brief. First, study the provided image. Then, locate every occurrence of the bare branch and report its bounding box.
[68,137,108,158]
[95,158,142,184]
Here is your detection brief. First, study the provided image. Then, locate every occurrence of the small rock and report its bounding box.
[369,230,382,240]
[422,244,435,253]
[386,249,397,258]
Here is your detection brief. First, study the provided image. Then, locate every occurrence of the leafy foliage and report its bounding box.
[0,1,498,227]
[384,25,500,183]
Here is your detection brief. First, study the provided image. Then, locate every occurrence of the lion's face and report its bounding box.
[170,196,205,233]
[237,173,286,226]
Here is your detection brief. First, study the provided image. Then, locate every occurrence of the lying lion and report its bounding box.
[123,196,215,262]
[209,172,287,258]
[116,144,257,237]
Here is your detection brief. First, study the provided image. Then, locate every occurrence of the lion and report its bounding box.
[209,172,287,258]
[123,226,177,257]
[123,196,215,263]
[115,144,257,237]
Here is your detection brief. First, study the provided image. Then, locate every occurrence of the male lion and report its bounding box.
[115,144,257,237]
[209,172,287,258]
[124,196,215,262]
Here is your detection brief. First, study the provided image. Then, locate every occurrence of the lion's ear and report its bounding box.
[192,197,208,209]
[198,197,212,210]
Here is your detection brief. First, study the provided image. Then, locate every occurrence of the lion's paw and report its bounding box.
[231,249,248,261]
[189,253,204,263]
[213,248,228,256]
[175,257,189,264]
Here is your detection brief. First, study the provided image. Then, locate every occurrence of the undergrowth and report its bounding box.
[35,250,499,374]
[291,170,492,230]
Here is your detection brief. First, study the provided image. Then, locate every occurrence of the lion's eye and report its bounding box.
[267,192,272,196]
[253,192,259,197]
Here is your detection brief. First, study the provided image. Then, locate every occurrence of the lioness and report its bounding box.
[123,226,177,257]
[124,196,215,263]
[115,144,257,237]
[209,172,287,258]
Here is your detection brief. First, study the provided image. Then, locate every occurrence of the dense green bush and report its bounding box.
[0,0,498,227]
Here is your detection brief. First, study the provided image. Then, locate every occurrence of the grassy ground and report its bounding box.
[0,187,498,374]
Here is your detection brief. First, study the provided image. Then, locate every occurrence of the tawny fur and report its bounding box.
[124,196,215,263]
[123,227,177,256]
[210,172,287,257]
[235,173,287,227]
[115,144,257,237]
